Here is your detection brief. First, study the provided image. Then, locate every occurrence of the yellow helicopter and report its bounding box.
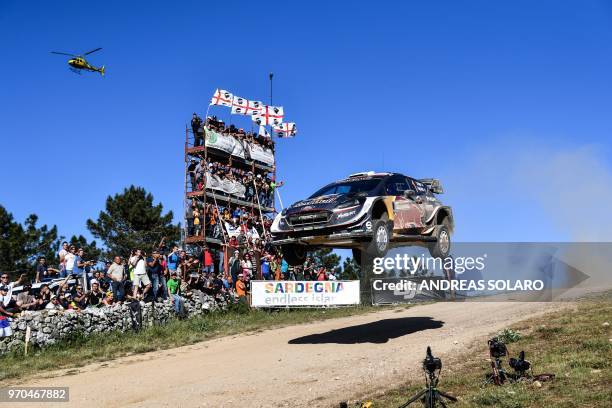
[51,47,105,76]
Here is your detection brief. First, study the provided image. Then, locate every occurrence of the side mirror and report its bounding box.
[404,189,416,198]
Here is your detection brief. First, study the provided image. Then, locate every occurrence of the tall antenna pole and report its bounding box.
[269,72,274,106]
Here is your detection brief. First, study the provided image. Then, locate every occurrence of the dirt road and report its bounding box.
[16,301,566,407]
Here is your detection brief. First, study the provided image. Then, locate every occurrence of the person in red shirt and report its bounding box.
[316,267,327,281]
[203,246,214,274]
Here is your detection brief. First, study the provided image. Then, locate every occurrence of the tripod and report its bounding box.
[398,361,457,407]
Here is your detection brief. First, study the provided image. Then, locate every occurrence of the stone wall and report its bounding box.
[0,291,229,355]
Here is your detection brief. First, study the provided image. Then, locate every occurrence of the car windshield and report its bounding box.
[309,178,383,198]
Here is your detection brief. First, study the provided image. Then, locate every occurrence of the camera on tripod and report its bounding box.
[509,350,531,376]
[398,346,456,407]
[422,346,442,375]
[487,337,508,359]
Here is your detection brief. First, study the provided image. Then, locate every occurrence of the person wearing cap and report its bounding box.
[235,274,246,298]
[44,294,63,310]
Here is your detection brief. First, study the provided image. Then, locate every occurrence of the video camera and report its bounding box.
[422,346,442,375]
[509,350,531,376]
[487,337,508,359]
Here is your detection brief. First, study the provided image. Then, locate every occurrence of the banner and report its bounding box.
[206,174,246,198]
[224,222,241,238]
[246,143,275,166]
[250,280,361,307]
[205,129,246,159]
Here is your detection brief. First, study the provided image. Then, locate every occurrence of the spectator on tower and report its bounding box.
[187,159,197,191]
[235,274,247,298]
[191,113,203,147]
[202,246,214,274]
[193,207,201,236]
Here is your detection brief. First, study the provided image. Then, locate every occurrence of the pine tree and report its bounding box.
[0,205,62,274]
[86,186,179,257]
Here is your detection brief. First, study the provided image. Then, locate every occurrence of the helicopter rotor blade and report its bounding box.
[51,51,76,56]
[83,47,102,56]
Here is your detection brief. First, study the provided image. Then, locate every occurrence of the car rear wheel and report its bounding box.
[281,244,307,267]
[365,213,390,258]
[428,219,451,259]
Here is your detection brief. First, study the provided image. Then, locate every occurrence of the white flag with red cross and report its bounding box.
[231,96,264,116]
[273,122,297,137]
[252,105,284,126]
[230,95,249,115]
[210,89,233,107]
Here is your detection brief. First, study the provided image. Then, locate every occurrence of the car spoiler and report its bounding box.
[418,178,444,194]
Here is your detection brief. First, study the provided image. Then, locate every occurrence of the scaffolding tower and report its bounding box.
[183,123,277,277]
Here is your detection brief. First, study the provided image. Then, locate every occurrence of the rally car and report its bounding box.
[271,172,454,265]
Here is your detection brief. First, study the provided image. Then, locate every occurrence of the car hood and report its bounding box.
[285,194,357,215]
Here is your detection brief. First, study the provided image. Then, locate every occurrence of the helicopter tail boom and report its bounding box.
[99,65,105,76]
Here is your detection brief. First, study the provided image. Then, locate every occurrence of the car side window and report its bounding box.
[385,176,410,195]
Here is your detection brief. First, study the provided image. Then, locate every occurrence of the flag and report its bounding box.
[210,89,233,107]
[230,95,249,115]
[252,105,284,126]
[248,100,264,115]
[273,122,297,137]
[258,125,271,138]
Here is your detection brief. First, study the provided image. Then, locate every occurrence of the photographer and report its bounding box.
[148,250,167,301]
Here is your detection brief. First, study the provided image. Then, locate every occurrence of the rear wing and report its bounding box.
[418,178,444,194]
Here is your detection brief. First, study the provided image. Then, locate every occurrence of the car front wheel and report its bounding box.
[365,214,390,258]
[428,221,451,259]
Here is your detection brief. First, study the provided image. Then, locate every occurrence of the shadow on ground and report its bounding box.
[288,317,444,344]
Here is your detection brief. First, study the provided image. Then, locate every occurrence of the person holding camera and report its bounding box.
[148,250,167,301]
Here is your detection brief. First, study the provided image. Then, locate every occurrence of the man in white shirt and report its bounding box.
[58,241,69,278]
[130,249,151,300]
[64,245,77,277]
[0,272,26,312]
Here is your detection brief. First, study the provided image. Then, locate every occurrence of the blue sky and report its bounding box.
[1,0,611,246]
